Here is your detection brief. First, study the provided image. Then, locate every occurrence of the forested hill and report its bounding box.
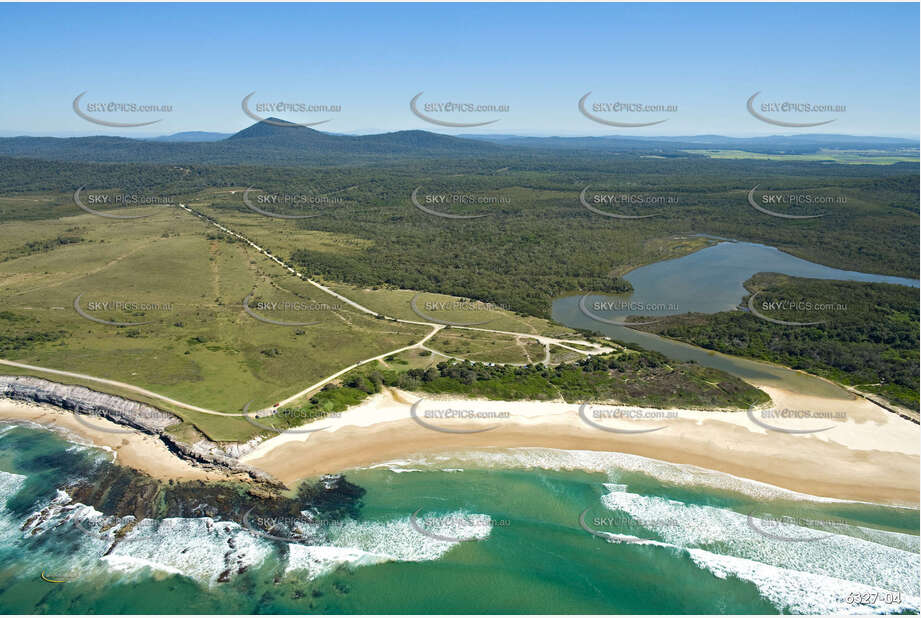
[2,122,915,165]
[0,118,501,165]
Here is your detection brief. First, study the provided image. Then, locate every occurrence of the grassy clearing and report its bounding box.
[684,149,919,165]
[426,329,534,364]
[185,188,583,337]
[548,345,584,364]
[0,191,429,439]
[322,284,577,337]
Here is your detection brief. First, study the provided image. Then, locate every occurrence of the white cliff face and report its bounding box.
[1,375,179,433]
[0,375,277,486]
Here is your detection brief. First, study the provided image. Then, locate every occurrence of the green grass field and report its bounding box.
[0,192,430,440]
[426,328,545,364]
[548,345,584,364]
[685,149,919,165]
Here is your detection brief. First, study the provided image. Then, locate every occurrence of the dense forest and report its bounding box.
[635,274,920,410]
[1,153,917,318]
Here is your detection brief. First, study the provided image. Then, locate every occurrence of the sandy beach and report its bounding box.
[0,399,225,482]
[240,386,920,506]
[3,384,918,507]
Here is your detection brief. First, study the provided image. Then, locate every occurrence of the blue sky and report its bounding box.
[0,2,917,138]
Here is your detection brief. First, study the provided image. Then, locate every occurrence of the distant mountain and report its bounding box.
[148,131,232,142]
[0,119,501,165]
[227,117,495,154]
[0,122,915,165]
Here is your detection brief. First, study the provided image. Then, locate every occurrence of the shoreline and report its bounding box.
[0,399,228,482]
[3,381,918,508]
[241,386,920,507]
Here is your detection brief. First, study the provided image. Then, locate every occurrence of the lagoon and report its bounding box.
[553,240,919,397]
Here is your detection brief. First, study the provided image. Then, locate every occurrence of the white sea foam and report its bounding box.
[853,525,921,553]
[364,461,423,474]
[688,548,920,615]
[285,512,491,579]
[8,469,487,587]
[396,447,914,506]
[0,470,26,508]
[285,544,390,579]
[598,488,920,612]
[12,488,270,586]
[0,471,29,543]
[103,517,272,586]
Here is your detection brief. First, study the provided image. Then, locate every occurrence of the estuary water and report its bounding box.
[552,240,919,397]
[0,423,917,614]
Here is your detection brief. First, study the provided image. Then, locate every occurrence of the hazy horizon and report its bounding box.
[1,3,918,139]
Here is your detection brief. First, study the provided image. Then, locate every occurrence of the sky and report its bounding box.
[0,2,918,138]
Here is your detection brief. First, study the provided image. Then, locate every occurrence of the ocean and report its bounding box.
[0,422,917,614]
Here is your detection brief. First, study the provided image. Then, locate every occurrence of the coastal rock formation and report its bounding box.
[0,375,178,433]
[0,375,277,486]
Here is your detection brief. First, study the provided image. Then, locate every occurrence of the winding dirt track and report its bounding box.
[1,204,611,417]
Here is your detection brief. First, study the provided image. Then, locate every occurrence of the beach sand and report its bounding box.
[0,399,225,482]
[4,384,917,507]
[241,387,920,506]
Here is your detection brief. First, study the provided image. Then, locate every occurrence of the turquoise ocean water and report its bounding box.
[0,422,918,614]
